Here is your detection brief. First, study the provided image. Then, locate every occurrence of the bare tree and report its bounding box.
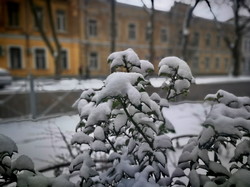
[141,0,155,64]
[28,0,63,78]
[223,0,250,76]
[205,0,250,76]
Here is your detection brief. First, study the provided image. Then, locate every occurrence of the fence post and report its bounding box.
[29,75,37,119]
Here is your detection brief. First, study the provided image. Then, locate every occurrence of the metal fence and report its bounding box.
[0,76,81,122]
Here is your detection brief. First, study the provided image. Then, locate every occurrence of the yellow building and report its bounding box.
[0,0,234,78]
[0,0,81,77]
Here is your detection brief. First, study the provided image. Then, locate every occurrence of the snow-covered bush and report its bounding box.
[71,48,194,186]
[2,48,249,187]
[0,134,74,186]
[177,90,250,186]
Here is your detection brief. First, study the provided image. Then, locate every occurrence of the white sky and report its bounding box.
[116,0,234,21]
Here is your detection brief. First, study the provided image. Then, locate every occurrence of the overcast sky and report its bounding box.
[116,0,234,21]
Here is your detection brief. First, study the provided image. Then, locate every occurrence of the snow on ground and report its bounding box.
[0,78,104,94]
[0,115,79,170]
[0,102,209,174]
[0,75,249,93]
[150,75,250,87]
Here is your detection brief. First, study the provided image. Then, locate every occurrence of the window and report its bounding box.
[61,50,68,70]
[193,57,199,71]
[224,58,229,71]
[128,23,136,40]
[89,52,98,70]
[145,26,150,41]
[193,32,199,46]
[34,48,46,69]
[205,33,211,46]
[161,28,167,42]
[110,22,118,39]
[9,47,22,69]
[7,2,20,27]
[216,35,221,47]
[34,7,43,28]
[56,10,66,32]
[178,30,182,45]
[215,57,220,69]
[88,19,97,36]
[205,57,210,70]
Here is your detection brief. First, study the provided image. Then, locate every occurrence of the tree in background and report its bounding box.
[28,0,63,78]
[141,0,155,65]
[110,0,116,53]
[181,0,250,76]
[222,0,250,76]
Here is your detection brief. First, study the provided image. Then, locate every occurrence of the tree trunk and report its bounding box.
[28,0,54,56]
[46,0,62,79]
[110,0,116,53]
[149,0,155,65]
[181,0,200,61]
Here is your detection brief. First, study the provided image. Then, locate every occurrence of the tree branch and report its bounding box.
[45,0,62,77]
[140,0,151,14]
[28,0,54,56]
[38,162,71,173]
[58,127,75,159]
[118,98,154,149]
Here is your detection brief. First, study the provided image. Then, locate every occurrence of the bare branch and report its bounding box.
[38,162,71,173]
[58,127,75,159]
[28,0,54,56]
[140,0,151,14]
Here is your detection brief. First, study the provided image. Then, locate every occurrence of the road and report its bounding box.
[147,81,250,101]
[0,81,250,120]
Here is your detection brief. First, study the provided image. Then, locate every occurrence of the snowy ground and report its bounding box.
[0,75,249,93]
[0,102,210,175]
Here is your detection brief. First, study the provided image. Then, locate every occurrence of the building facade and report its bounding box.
[0,0,234,78]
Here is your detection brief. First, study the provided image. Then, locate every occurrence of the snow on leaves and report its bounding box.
[158,56,195,100]
[71,49,195,186]
[107,48,154,76]
[159,56,194,82]
[12,155,35,172]
[177,89,250,186]
[93,72,144,106]
[0,134,18,155]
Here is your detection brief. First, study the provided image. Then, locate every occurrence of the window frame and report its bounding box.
[8,46,23,69]
[33,47,47,70]
[128,23,136,40]
[61,49,70,70]
[88,19,98,37]
[56,9,66,32]
[160,28,168,42]
[192,56,199,72]
[88,52,99,70]
[204,57,210,71]
[34,6,44,29]
[193,32,200,46]
[7,1,20,27]
[215,57,220,69]
[205,33,211,47]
